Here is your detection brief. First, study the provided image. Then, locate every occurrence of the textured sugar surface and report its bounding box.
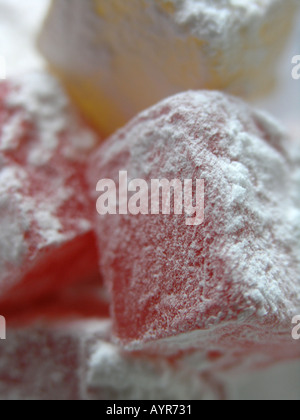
[39,0,297,135]
[0,72,100,309]
[0,320,216,400]
[88,90,300,358]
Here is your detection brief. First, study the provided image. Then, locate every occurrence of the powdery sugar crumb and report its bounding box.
[3,72,97,165]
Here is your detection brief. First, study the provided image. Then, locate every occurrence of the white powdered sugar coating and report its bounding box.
[87,342,215,400]
[168,0,296,42]
[39,0,298,135]
[0,165,30,279]
[4,75,68,164]
[1,0,299,400]
[2,72,97,165]
[0,320,109,400]
[0,196,28,266]
[89,90,300,356]
[0,71,97,294]
[86,343,213,400]
[0,320,216,400]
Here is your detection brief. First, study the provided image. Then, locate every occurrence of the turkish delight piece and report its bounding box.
[0,72,100,310]
[87,90,300,363]
[39,0,298,136]
[0,320,216,400]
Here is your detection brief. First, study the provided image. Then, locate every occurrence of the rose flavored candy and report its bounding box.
[0,72,102,313]
[87,90,300,364]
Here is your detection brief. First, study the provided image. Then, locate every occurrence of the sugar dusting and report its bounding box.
[87,341,215,400]
[90,90,300,359]
[0,320,217,400]
[38,0,298,136]
[3,72,97,166]
[0,73,94,250]
[0,72,97,251]
[0,0,299,401]
[0,72,98,297]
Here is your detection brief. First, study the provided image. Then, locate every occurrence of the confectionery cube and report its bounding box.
[88,90,300,362]
[39,0,298,135]
[0,72,100,311]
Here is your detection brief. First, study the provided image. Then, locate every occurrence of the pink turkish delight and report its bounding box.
[88,91,300,364]
[0,72,100,311]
